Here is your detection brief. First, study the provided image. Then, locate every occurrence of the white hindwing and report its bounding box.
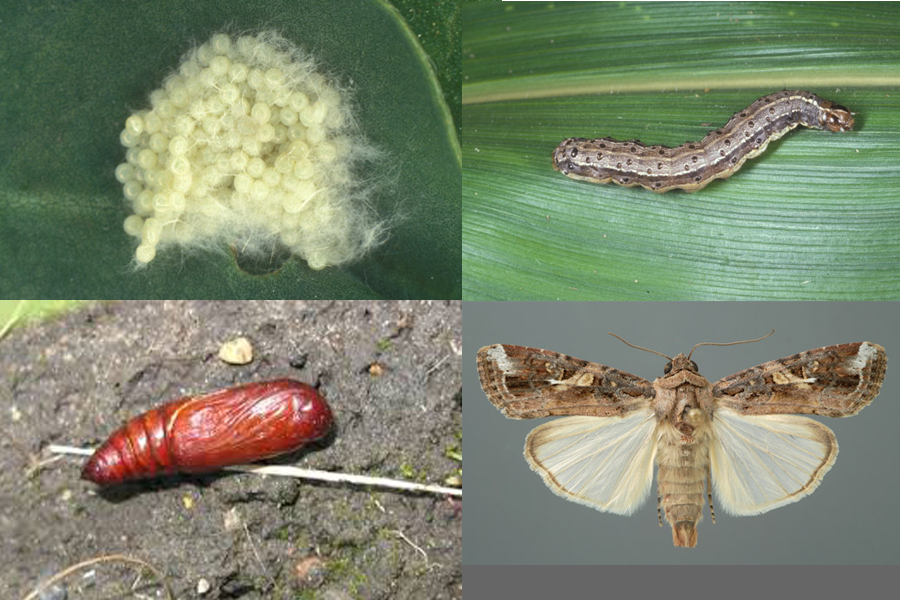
[710,407,838,516]
[524,409,657,515]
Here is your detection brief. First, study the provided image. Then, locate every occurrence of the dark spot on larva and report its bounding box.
[748,121,754,127]
[716,130,724,135]
[745,131,751,137]
[769,107,775,114]
[724,139,731,145]
[621,177,630,183]
[584,156,591,163]
[616,162,622,168]
[694,175,702,182]
[630,146,637,152]
[719,149,725,156]
[566,161,574,171]
[570,148,578,157]
[684,163,690,170]
[692,156,698,163]
[658,149,666,156]
[756,137,762,144]
[657,162,663,170]
[688,144,696,149]
[654,182,661,188]
[731,156,737,163]
[740,112,747,117]
[626,159,632,165]
[599,143,606,149]
[597,153,603,160]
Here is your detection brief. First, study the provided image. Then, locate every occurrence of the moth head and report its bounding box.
[664,353,699,375]
[820,102,854,132]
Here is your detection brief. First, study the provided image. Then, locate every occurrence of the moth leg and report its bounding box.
[707,466,715,524]
[657,494,663,527]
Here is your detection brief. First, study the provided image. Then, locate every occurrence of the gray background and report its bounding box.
[464,302,900,565]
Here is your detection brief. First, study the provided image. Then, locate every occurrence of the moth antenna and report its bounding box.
[608,333,673,361]
[686,329,775,360]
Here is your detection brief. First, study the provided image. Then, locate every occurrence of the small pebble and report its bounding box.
[218,337,253,365]
[289,353,309,369]
[294,555,327,588]
[197,578,210,595]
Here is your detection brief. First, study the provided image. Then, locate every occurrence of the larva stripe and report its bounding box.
[552,91,854,193]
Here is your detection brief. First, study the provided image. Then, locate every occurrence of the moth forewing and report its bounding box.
[476,344,656,419]
[713,342,886,417]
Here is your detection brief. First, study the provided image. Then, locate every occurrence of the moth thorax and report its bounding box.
[674,406,707,437]
[684,408,704,427]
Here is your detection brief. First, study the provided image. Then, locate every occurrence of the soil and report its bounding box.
[0,301,462,599]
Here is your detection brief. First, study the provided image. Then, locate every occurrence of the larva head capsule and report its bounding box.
[820,101,854,132]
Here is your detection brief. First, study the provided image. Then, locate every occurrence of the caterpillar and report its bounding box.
[82,379,332,485]
[552,91,854,193]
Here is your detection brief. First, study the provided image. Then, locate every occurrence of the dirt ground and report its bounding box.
[0,301,461,599]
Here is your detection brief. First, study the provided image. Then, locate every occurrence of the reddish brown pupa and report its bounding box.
[82,379,332,485]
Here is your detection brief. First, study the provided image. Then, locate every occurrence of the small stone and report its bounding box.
[197,578,211,595]
[223,507,242,531]
[294,555,327,588]
[218,337,253,365]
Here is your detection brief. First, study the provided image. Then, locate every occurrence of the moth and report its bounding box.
[476,334,886,547]
[552,90,854,192]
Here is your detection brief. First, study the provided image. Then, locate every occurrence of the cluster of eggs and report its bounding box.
[115,31,385,269]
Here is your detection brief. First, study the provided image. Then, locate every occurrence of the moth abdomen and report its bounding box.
[672,521,699,548]
[657,423,711,548]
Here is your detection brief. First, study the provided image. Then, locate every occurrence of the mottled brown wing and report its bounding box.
[477,344,655,419]
[713,342,887,417]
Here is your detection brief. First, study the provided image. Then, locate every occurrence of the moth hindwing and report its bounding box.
[476,341,887,548]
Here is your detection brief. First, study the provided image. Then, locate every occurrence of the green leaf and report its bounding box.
[390,0,462,142]
[463,1,900,299]
[0,0,460,299]
[0,300,89,341]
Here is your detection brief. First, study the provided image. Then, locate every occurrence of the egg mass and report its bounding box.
[118,31,387,269]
